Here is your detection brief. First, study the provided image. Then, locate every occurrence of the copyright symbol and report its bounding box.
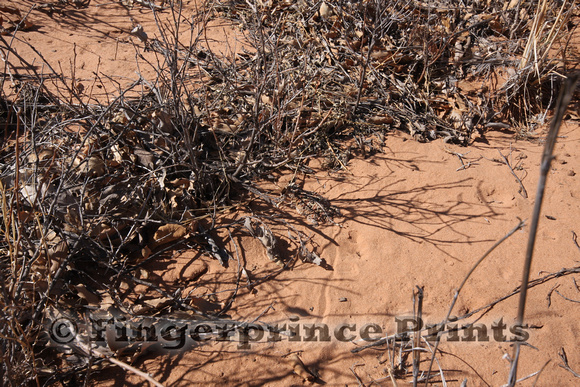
[49,317,77,344]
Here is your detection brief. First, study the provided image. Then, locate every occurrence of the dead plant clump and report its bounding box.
[0,0,578,385]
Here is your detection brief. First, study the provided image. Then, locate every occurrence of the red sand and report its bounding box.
[6,1,580,385]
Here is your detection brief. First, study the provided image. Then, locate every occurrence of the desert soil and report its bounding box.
[6,1,580,386]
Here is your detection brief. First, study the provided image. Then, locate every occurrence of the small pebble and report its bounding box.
[339,297,347,302]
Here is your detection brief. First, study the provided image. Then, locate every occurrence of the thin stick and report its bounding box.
[508,72,579,386]
[531,360,551,387]
[423,219,525,386]
[498,150,528,198]
[106,357,165,387]
[558,347,580,378]
[412,286,423,387]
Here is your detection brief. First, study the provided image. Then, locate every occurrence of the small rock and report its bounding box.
[568,170,576,176]
[339,297,348,302]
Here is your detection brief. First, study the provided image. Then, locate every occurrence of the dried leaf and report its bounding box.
[247,221,283,266]
[261,94,273,106]
[100,294,116,310]
[89,222,118,240]
[130,24,148,43]
[368,114,394,125]
[65,207,82,229]
[80,155,105,176]
[152,110,173,134]
[319,2,331,18]
[111,144,127,164]
[288,353,315,382]
[141,245,151,260]
[243,217,255,236]
[111,110,128,124]
[20,183,49,206]
[28,148,54,164]
[73,284,101,305]
[504,0,520,10]
[170,178,191,188]
[299,244,323,266]
[142,297,172,309]
[152,223,188,248]
[205,234,230,266]
[134,146,156,169]
[48,240,69,263]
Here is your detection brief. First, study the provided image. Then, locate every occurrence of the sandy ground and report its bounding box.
[5,1,580,386]
[113,127,579,386]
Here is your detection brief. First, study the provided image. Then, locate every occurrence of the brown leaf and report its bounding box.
[170,178,191,188]
[48,239,69,265]
[74,155,105,176]
[134,146,156,169]
[288,353,315,382]
[89,222,119,240]
[151,223,188,248]
[27,148,54,164]
[319,2,331,18]
[152,110,174,134]
[100,294,116,310]
[73,284,101,305]
[111,110,128,124]
[141,245,151,260]
[248,221,283,266]
[368,114,394,125]
[65,207,82,229]
[142,297,172,309]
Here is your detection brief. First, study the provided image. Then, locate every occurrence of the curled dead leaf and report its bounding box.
[245,219,283,266]
[74,155,105,176]
[151,223,188,248]
[169,178,191,188]
[73,284,101,305]
[27,148,55,164]
[319,2,331,18]
[130,24,148,43]
[89,222,118,240]
[134,146,156,169]
[138,268,149,280]
[48,240,69,266]
[141,245,151,260]
[152,110,174,134]
[100,294,116,310]
[368,114,394,125]
[111,110,128,124]
[261,94,273,106]
[288,353,315,382]
[111,144,127,164]
[142,297,173,309]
